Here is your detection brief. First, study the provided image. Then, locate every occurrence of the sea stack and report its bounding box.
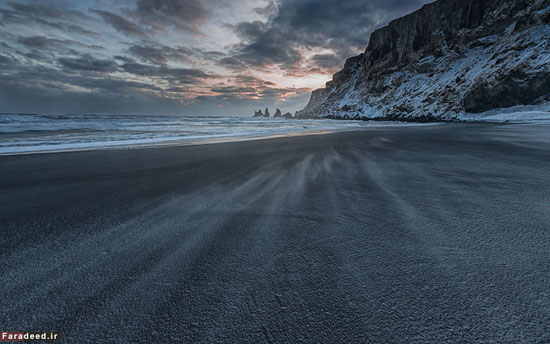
[253,109,264,117]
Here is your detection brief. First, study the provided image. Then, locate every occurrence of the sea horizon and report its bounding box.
[2,0,549,342]
[1,113,423,155]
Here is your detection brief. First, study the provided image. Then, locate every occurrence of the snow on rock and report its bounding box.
[296,0,550,122]
[459,104,550,122]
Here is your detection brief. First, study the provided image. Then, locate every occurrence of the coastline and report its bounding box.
[2,123,550,342]
[0,121,441,157]
[0,129,335,157]
[3,105,549,157]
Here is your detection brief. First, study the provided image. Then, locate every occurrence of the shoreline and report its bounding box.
[0,129,335,157]
[2,123,549,342]
[3,106,548,157]
[0,122,443,157]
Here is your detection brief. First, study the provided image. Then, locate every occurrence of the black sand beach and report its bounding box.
[1,123,550,343]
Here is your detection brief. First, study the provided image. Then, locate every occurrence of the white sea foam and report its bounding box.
[0,114,416,155]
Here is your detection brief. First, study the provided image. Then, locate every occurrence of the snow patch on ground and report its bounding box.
[459,104,550,122]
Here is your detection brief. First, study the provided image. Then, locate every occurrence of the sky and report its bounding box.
[0,0,432,116]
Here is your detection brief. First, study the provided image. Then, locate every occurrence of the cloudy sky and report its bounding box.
[0,0,432,116]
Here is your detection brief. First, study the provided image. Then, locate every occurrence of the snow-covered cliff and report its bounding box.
[296,0,550,121]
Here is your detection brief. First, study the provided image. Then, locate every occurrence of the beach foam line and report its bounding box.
[0,129,338,156]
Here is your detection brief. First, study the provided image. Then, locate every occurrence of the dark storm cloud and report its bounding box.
[128,43,195,65]
[11,33,104,56]
[126,42,229,69]
[310,53,341,69]
[1,62,163,96]
[90,9,148,38]
[0,53,15,66]
[227,0,432,71]
[128,45,169,64]
[0,0,433,115]
[0,1,97,36]
[0,39,31,59]
[0,53,198,114]
[132,0,209,33]
[227,20,302,68]
[58,54,119,73]
[2,1,90,21]
[17,36,73,50]
[75,76,165,94]
[0,70,185,115]
[54,53,216,85]
[0,35,94,66]
[120,61,217,84]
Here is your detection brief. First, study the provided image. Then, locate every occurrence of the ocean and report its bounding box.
[0,113,410,154]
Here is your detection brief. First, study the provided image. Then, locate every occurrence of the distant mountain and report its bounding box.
[296,0,550,121]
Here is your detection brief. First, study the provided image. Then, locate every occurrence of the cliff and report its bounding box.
[296,0,550,120]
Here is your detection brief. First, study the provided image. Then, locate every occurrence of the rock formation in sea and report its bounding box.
[252,108,293,118]
[253,109,264,117]
[295,0,550,120]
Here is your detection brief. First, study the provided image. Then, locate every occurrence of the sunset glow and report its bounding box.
[0,0,432,115]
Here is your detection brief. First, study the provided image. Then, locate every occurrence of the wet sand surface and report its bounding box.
[1,123,549,343]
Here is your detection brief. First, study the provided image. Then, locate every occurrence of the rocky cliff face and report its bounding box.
[296,0,550,120]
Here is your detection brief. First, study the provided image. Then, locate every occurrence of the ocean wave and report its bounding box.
[0,114,412,154]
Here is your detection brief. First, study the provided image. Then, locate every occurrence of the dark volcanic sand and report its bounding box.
[1,124,549,343]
